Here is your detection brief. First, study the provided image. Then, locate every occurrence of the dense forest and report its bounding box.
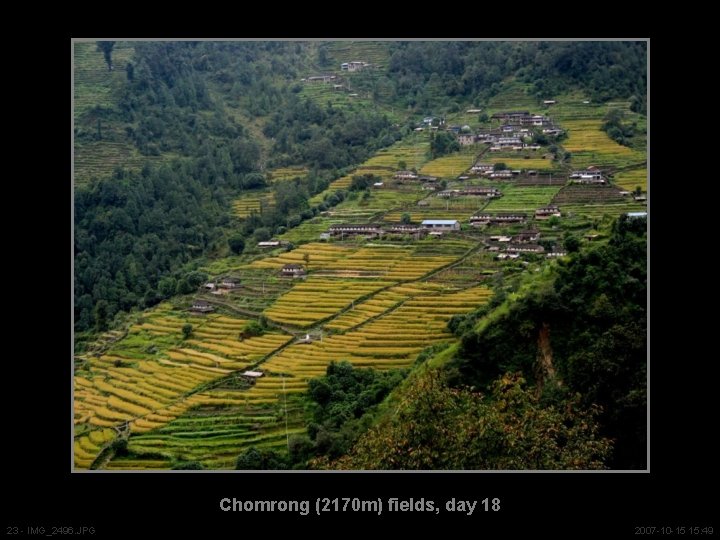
[384,41,647,113]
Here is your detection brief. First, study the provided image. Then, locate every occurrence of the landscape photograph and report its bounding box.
[73,39,648,471]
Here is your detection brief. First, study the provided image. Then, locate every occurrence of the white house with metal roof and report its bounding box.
[420,219,460,231]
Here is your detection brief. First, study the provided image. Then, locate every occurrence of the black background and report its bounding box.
[6,32,712,538]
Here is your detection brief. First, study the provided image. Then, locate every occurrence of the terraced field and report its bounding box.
[562,119,645,168]
[74,42,157,186]
[74,304,293,468]
[483,186,563,212]
[485,80,539,114]
[232,191,276,219]
[74,141,162,186]
[263,278,395,327]
[613,167,648,192]
[269,166,308,182]
[324,41,391,69]
[83,235,485,469]
[74,41,135,118]
[75,79,646,469]
[548,93,606,122]
[551,184,646,218]
[362,133,430,170]
[263,284,492,378]
[300,82,375,111]
[420,148,478,178]
[123,381,307,469]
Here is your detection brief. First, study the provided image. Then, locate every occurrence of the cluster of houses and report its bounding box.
[469,205,563,227]
[448,110,564,150]
[490,111,554,126]
[485,228,567,260]
[326,220,460,239]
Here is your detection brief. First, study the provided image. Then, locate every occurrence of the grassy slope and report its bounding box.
[74,42,166,187]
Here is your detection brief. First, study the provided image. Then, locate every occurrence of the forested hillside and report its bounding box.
[73,40,647,470]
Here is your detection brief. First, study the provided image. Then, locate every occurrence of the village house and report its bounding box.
[328,224,383,237]
[341,61,367,72]
[307,75,335,82]
[513,230,541,243]
[491,111,530,123]
[393,170,418,180]
[489,235,513,242]
[436,189,500,199]
[457,133,477,145]
[535,205,561,219]
[498,137,523,148]
[532,115,549,126]
[543,100,557,105]
[546,250,567,258]
[436,188,501,198]
[190,299,214,313]
[626,212,647,219]
[570,168,606,184]
[488,170,513,179]
[242,370,264,380]
[387,225,427,236]
[218,277,241,289]
[506,244,545,254]
[436,190,462,198]
[420,219,460,232]
[470,212,528,226]
[464,187,502,197]
[257,240,281,248]
[281,264,306,278]
[417,175,439,183]
[470,162,494,174]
